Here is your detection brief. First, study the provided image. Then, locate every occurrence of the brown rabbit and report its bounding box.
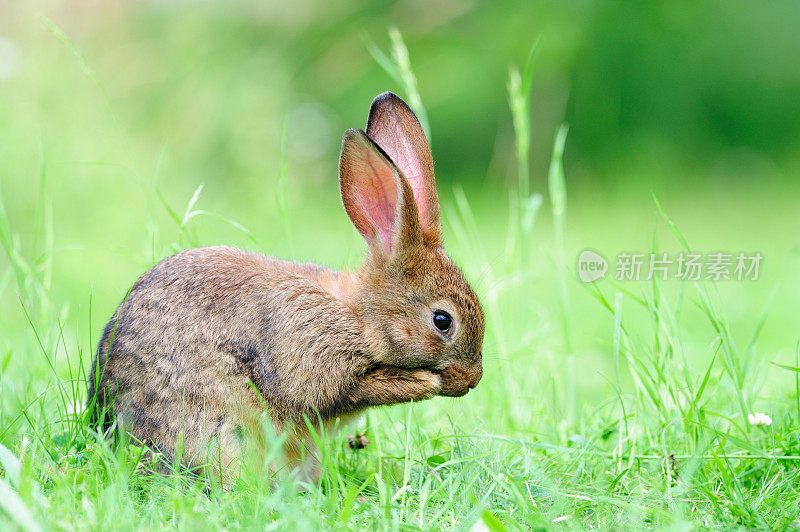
[87,92,484,481]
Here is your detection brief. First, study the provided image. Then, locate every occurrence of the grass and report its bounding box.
[2,12,800,532]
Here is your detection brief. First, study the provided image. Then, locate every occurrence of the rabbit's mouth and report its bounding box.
[435,364,482,397]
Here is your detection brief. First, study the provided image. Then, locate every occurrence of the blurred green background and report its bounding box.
[1,0,800,430]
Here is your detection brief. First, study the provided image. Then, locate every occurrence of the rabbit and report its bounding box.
[87,92,485,482]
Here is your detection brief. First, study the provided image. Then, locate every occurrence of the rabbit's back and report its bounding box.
[88,246,360,468]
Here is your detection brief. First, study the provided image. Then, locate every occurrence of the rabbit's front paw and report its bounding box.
[400,368,442,400]
[354,366,442,406]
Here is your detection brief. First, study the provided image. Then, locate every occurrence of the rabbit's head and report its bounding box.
[339,92,484,397]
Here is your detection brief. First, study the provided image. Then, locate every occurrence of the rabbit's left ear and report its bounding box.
[339,129,423,259]
[367,92,441,246]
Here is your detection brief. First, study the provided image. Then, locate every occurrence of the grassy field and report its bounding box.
[2,3,800,530]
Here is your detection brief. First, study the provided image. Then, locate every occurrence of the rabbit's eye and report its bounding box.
[432,310,453,334]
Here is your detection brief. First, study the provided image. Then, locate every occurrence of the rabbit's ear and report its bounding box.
[339,129,423,257]
[366,92,441,246]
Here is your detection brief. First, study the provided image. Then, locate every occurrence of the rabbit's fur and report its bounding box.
[88,92,484,481]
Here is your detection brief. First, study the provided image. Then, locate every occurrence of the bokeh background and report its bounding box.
[2,0,800,439]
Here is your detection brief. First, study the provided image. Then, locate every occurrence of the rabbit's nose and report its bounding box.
[467,366,483,389]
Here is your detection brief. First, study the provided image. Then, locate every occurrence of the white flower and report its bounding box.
[748,412,772,427]
[470,522,490,532]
